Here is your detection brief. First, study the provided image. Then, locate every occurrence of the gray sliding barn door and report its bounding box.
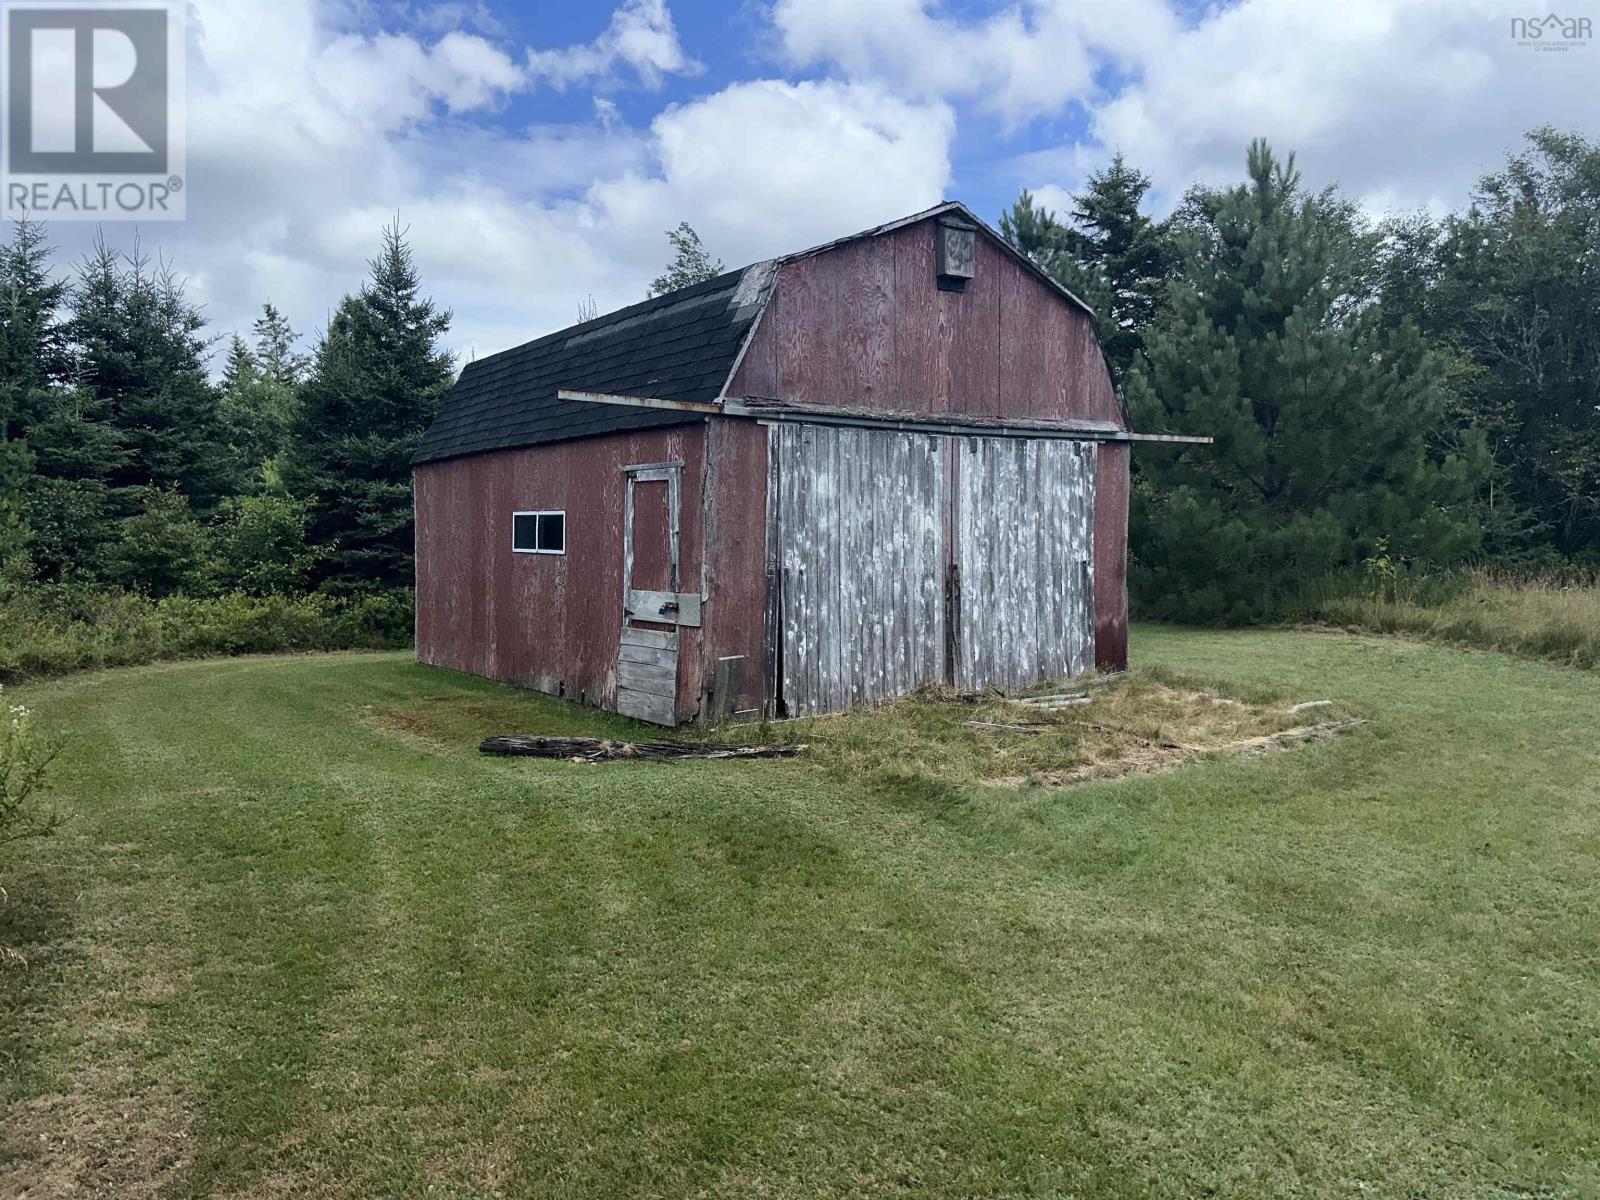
[953,436,1096,691]
[770,423,947,716]
[768,423,1097,715]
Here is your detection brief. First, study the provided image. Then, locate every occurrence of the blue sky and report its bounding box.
[57,0,1600,367]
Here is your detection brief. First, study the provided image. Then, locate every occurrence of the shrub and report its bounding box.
[0,684,60,967]
[0,583,413,681]
[97,487,217,597]
[215,493,321,595]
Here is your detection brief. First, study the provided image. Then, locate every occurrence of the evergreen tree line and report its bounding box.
[0,220,453,599]
[1002,127,1600,622]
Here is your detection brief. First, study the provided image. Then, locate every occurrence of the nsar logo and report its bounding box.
[1511,12,1592,50]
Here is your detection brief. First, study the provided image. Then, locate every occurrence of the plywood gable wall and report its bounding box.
[728,218,1121,427]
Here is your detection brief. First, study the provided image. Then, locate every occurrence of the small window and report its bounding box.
[512,510,565,555]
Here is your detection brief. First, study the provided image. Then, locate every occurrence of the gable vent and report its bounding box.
[935,216,976,292]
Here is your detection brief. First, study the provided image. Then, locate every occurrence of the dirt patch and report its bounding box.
[359,698,529,752]
[987,717,1365,787]
[2,1075,192,1200]
[783,674,1366,793]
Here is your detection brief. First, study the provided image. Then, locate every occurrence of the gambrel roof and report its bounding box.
[413,202,1095,466]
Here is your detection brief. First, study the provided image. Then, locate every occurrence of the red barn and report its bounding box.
[414,202,1178,726]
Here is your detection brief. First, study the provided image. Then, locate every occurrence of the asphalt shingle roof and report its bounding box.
[413,266,763,465]
[414,201,1104,467]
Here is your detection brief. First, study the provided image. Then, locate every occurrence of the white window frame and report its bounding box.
[511,510,566,556]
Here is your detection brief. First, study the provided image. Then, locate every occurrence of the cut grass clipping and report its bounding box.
[767,673,1362,791]
[457,671,1363,790]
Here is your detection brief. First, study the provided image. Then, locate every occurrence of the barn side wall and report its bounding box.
[729,218,1122,427]
[414,424,707,720]
[700,416,771,716]
[1093,442,1130,672]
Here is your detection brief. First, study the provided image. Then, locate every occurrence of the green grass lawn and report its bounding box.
[2,629,1598,1198]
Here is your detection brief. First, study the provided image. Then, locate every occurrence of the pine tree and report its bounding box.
[648,223,723,296]
[1060,156,1173,379]
[1125,140,1490,622]
[287,221,454,591]
[999,189,1068,264]
[999,157,1174,381]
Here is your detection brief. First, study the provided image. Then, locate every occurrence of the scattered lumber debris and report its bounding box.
[1013,692,1092,710]
[964,720,1050,734]
[1288,699,1335,714]
[480,736,805,762]
[1209,718,1366,754]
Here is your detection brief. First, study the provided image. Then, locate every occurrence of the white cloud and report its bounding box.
[1026,184,1075,220]
[589,79,953,269]
[311,29,524,124]
[768,0,1599,222]
[1020,0,1600,216]
[771,0,1176,125]
[527,0,700,90]
[50,0,954,371]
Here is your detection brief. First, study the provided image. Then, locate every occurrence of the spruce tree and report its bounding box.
[0,220,67,560]
[252,302,306,387]
[0,407,29,563]
[999,157,1173,381]
[67,237,232,508]
[0,219,70,438]
[1126,141,1489,622]
[288,221,454,591]
[0,220,122,575]
[220,304,303,480]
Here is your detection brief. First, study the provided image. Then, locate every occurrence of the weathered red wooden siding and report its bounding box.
[729,217,1122,427]
[1093,442,1130,671]
[415,425,707,720]
[699,416,770,715]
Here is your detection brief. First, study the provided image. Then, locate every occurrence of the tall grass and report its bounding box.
[1290,568,1600,668]
[0,584,413,682]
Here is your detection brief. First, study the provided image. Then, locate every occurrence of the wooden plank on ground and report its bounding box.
[481,735,804,761]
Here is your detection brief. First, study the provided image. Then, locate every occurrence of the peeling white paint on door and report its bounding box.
[773,423,946,716]
[954,436,1096,691]
[770,422,1098,715]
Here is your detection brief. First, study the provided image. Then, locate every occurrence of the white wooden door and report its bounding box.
[617,462,700,726]
[952,436,1096,691]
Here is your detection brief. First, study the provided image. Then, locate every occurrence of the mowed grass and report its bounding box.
[2,630,1598,1198]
